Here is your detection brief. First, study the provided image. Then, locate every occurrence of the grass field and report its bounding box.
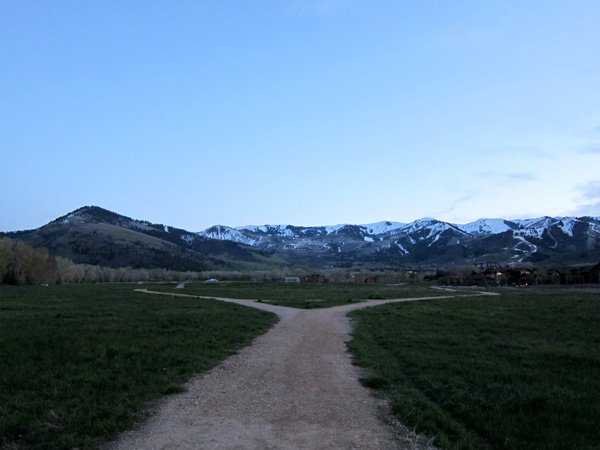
[348,287,600,450]
[2,282,599,449]
[0,283,277,450]
[153,281,449,308]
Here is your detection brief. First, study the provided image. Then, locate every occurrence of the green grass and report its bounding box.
[0,283,278,449]
[5,282,597,450]
[347,287,600,450]
[152,281,448,309]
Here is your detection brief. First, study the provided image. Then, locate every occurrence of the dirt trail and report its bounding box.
[110,289,489,449]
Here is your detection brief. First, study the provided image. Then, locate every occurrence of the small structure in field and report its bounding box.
[284,277,301,283]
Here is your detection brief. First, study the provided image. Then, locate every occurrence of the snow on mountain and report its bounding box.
[236,225,265,233]
[457,218,513,235]
[360,221,406,235]
[180,234,195,245]
[221,217,600,244]
[513,235,538,261]
[199,225,258,246]
[513,217,555,230]
[556,217,578,237]
[238,222,406,237]
[197,216,599,268]
[237,224,278,234]
[393,241,410,254]
[396,218,466,239]
[588,219,600,235]
[512,217,558,239]
[428,233,442,247]
[236,224,307,237]
[324,224,350,234]
[42,206,600,269]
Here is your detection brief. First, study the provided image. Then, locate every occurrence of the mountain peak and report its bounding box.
[457,218,514,235]
[52,206,131,225]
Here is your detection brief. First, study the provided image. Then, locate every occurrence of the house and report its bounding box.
[483,267,506,284]
[540,267,562,284]
[427,270,460,284]
[506,268,535,286]
[580,262,600,284]
[566,262,600,284]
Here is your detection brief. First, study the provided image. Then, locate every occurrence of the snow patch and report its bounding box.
[513,235,538,254]
[457,218,511,235]
[513,217,555,230]
[324,224,351,235]
[237,224,297,237]
[199,225,258,246]
[428,233,441,247]
[180,234,195,245]
[393,240,409,254]
[360,221,406,235]
[557,217,578,237]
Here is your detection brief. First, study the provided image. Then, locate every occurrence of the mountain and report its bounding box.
[4,206,286,271]
[199,216,600,268]
[3,207,600,271]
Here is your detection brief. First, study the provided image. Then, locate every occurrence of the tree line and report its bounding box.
[0,237,201,285]
[0,236,426,286]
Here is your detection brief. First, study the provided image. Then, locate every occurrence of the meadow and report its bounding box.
[0,283,277,449]
[1,282,598,449]
[348,287,600,449]
[152,280,449,308]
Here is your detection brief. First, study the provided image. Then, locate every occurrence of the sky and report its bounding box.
[2,1,600,232]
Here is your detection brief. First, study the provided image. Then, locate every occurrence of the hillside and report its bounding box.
[4,207,286,271]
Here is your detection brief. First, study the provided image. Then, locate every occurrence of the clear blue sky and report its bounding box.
[2,1,600,232]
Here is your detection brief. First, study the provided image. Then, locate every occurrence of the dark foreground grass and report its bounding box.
[348,288,600,450]
[153,281,447,309]
[0,284,277,450]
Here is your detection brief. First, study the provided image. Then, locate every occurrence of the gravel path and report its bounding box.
[109,290,479,450]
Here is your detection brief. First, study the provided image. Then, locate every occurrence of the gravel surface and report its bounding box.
[109,292,452,450]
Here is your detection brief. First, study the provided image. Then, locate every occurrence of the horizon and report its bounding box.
[2,2,600,232]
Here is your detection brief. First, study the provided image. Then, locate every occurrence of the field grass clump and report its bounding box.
[0,283,277,449]
[153,281,447,309]
[348,288,600,450]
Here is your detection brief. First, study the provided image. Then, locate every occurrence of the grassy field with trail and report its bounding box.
[0,283,277,449]
[1,282,598,449]
[348,286,600,449]
[152,280,449,308]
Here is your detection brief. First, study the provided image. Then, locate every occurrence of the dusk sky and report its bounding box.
[2,1,600,232]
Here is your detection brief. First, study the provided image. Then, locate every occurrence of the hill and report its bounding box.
[4,206,286,271]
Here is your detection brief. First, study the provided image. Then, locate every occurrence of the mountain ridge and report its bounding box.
[198,214,600,267]
[4,206,600,270]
